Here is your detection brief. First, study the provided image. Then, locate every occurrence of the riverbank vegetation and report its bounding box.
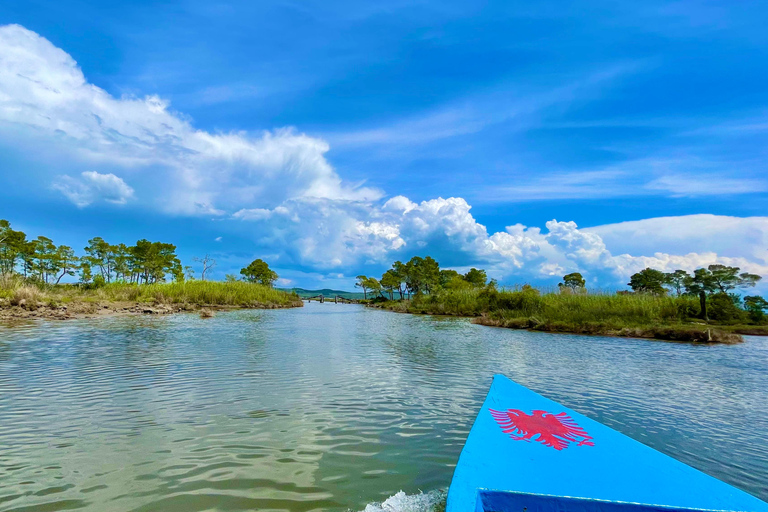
[360,256,767,343]
[0,219,300,320]
[1,275,299,307]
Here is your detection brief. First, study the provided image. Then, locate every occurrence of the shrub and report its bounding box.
[10,286,42,306]
[676,299,700,318]
[744,296,768,323]
[708,293,747,323]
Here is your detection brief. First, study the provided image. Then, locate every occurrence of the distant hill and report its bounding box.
[279,288,366,300]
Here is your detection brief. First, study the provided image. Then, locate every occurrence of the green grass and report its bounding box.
[96,281,300,306]
[375,286,756,343]
[380,287,698,322]
[0,275,301,307]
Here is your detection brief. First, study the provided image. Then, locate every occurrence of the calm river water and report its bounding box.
[1,302,767,511]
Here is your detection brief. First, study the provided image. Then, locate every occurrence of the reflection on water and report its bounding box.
[1,302,767,511]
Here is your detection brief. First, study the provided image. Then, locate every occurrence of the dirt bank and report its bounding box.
[472,315,743,343]
[0,299,300,323]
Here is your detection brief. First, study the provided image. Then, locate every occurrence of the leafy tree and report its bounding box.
[707,264,762,293]
[0,219,11,251]
[664,270,690,296]
[463,268,488,287]
[420,256,441,294]
[559,272,585,292]
[185,266,196,280]
[150,242,179,283]
[366,277,382,298]
[112,243,131,282]
[171,259,185,282]
[403,256,440,295]
[744,296,768,322]
[53,245,79,284]
[628,268,668,295]
[439,269,461,288]
[33,236,57,283]
[18,240,36,278]
[84,237,114,282]
[445,274,472,290]
[79,261,93,284]
[684,268,717,320]
[381,270,401,300]
[0,219,27,275]
[403,260,418,296]
[240,259,278,286]
[130,240,179,283]
[391,261,407,298]
[680,266,762,321]
[225,274,239,282]
[355,275,371,299]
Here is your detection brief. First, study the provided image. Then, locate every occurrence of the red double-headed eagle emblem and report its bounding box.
[489,409,594,450]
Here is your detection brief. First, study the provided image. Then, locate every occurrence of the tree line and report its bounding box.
[558,265,766,321]
[355,255,489,300]
[626,265,764,320]
[3,215,765,320]
[355,255,766,316]
[355,255,767,322]
[1,219,280,288]
[1,219,185,285]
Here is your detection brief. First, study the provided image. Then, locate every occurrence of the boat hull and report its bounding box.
[447,375,768,512]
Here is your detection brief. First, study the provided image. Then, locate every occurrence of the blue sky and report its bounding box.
[1,1,767,290]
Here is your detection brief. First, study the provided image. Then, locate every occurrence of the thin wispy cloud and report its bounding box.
[182,83,266,107]
[481,170,634,202]
[479,157,767,203]
[327,63,643,150]
[646,174,768,197]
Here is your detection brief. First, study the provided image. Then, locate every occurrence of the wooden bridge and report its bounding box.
[303,295,361,304]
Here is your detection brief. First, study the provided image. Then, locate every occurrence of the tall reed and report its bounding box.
[0,278,300,307]
[382,286,700,327]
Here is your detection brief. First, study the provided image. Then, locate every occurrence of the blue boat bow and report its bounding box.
[447,375,768,512]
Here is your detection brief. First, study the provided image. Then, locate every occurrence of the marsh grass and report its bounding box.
[376,286,746,342]
[383,287,698,322]
[0,276,300,307]
[94,281,299,306]
[9,285,44,306]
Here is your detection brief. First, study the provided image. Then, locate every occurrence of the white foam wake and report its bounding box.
[361,490,446,512]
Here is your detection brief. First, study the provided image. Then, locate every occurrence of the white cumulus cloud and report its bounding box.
[587,215,768,264]
[0,24,381,215]
[232,196,768,289]
[52,171,135,207]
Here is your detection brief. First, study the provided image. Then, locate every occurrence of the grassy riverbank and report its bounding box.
[374,287,766,343]
[0,276,302,321]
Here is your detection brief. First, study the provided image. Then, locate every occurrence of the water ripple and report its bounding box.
[1,305,767,511]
